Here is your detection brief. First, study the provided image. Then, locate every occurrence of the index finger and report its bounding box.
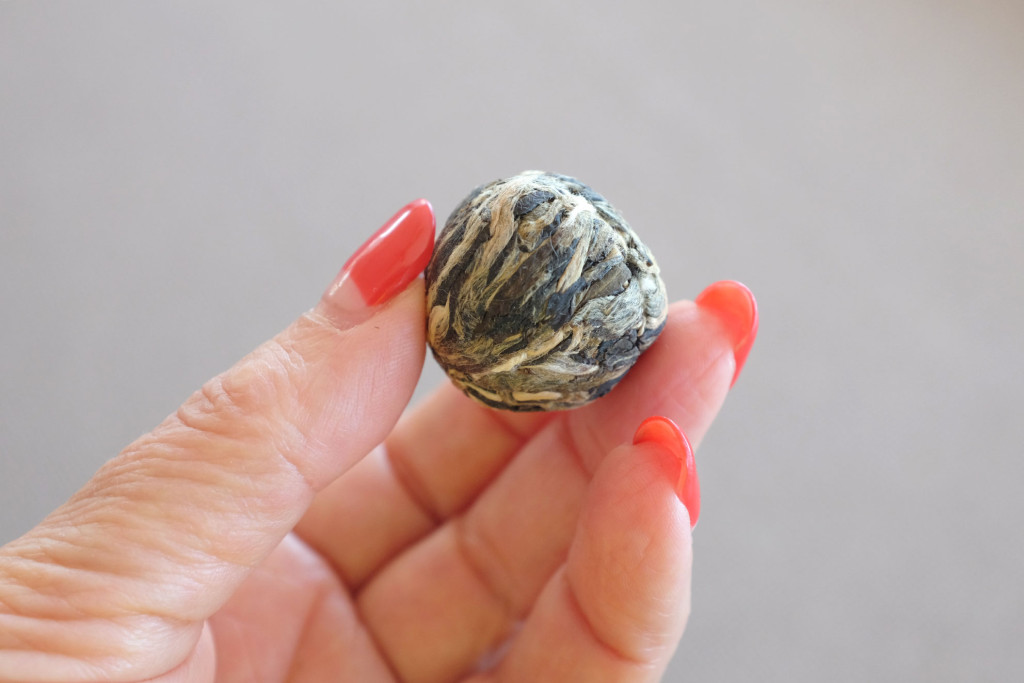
[298,283,757,588]
[353,287,757,681]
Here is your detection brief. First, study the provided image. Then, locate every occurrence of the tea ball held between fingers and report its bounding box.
[425,171,668,412]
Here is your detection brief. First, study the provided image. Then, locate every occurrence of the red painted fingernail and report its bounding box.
[633,416,700,529]
[324,198,435,312]
[695,280,759,387]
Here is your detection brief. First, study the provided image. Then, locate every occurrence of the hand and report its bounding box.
[0,199,757,683]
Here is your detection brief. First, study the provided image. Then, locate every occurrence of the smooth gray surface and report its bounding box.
[2,1,1023,680]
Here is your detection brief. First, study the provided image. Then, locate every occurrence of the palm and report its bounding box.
[208,301,733,682]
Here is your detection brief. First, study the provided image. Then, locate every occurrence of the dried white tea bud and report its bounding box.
[425,170,668,411]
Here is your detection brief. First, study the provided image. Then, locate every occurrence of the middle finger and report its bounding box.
[294,382,550,586]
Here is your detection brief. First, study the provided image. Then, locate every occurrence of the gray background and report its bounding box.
[2,1,1022,680]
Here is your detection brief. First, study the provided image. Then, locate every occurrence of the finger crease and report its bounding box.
[562,571,652,669]
[453,517,518,625]
[384,444,444,526]
[479,405,537,449]
[557,418,596,480]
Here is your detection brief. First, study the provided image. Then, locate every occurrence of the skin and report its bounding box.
[0,275,737,683]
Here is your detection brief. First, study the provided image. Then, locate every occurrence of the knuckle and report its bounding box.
[173,337,310,446]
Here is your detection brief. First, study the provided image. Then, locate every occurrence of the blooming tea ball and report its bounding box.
[425,171,667,412]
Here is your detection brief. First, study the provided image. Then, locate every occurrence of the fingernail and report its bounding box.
[695,280,759,387]
[633,416,700,529]
[324,198,436,312]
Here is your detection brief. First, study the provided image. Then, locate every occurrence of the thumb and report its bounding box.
[0,199,435,682]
